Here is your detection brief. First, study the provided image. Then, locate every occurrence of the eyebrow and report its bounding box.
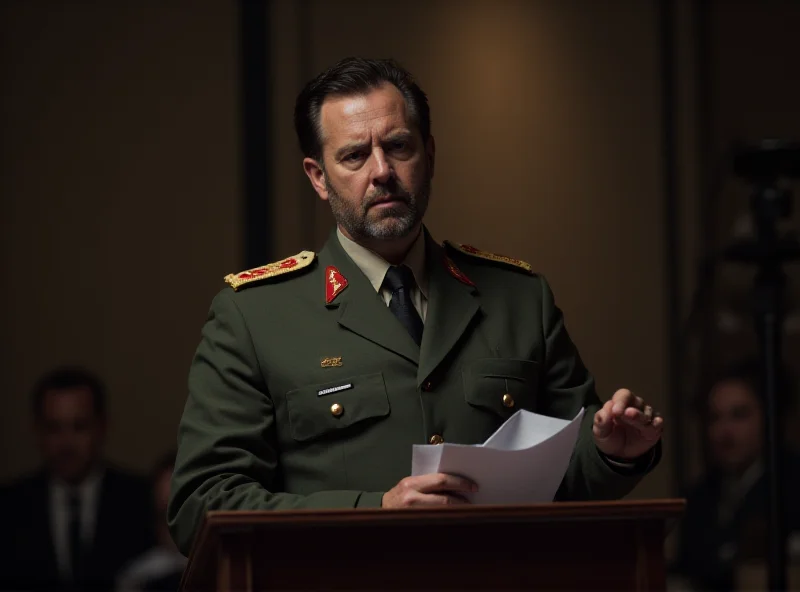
[334,142,368,162]
[333,130,414,161]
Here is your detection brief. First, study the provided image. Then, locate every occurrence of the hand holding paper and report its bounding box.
[411,408,585,504]
[380,472,477,508]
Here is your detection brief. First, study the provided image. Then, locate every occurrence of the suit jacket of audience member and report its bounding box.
[0,466,156,592]
[670,451,800,591]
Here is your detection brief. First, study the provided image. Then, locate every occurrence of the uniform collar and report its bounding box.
[320,227,480,382]
[336,227,428,298]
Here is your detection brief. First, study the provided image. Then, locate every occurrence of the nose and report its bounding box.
[369,148,393,185]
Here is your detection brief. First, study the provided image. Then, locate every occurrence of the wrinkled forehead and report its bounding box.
[318,83,413,149]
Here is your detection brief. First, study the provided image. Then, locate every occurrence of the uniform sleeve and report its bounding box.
[167,289,383,556]
[537,276,660,501]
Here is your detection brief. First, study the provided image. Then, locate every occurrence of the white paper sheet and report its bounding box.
[411,408,585,504]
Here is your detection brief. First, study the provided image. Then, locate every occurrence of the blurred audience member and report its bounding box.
[116,452,187,592]
[0,367,155,591]
[671,359,800,591]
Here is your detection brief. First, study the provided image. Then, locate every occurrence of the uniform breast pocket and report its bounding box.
[462,358,539,419]
[285,372,390,442]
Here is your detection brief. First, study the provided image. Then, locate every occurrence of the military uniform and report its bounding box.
[168,227,659,554]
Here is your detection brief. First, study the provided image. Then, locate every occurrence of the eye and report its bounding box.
[343,151,365,162]
[389,140,408,151]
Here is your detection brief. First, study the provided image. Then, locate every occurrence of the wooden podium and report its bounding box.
[181,499,684,591]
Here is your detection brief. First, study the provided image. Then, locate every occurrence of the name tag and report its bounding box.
[318,383,353,397]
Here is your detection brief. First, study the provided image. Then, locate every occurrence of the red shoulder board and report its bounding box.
[444,241,533,274]
[224,251,315,291]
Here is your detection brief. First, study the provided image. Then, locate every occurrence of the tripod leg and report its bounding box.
[756,270,787,591]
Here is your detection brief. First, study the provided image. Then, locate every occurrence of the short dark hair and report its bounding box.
[697,357,794,418]
[294,57,431,161]
[31,366,107,420]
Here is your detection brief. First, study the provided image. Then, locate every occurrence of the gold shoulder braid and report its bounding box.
[224,251,316,291]
[443,241,532,274]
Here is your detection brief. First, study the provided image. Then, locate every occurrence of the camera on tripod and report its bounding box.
[725,140,800,264]
[735,140,799,226]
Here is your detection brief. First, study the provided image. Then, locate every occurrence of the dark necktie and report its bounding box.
[67,492,82,582]
[384,265,424,346]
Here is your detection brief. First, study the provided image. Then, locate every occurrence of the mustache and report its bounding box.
[364,190,412,209]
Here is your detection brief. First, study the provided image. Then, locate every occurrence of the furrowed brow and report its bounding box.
[334,142,369,161]
[384,130,413,143]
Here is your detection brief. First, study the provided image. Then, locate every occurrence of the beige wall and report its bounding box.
[0,0,241,479]
[271,0,671,499]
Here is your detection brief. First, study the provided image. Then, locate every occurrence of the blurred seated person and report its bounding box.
[0,367,155,591]
[670,359,800,591]
[116,452,187,592]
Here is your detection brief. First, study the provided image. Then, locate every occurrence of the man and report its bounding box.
[0,367,155,591]
[116,452,187,592]
[671,360,800,591]
[168,57,664,555]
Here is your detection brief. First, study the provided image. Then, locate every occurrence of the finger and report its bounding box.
[620,407,650,427]
[593,400,616,439]
[414,493,471,506]
[623,405,657,425]
[642,405,654,424]
[415,473,478,494]
[618,409,665,438]
[610,389,636,414]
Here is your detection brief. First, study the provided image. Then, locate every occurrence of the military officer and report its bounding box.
[168,57,664,555]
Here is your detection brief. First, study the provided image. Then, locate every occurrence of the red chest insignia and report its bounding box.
[444,255,476,288]
[325,266,349,303]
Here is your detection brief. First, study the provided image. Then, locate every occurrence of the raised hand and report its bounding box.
[593,388,664,461]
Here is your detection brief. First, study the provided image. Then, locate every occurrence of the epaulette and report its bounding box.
[443,241,533,274]
[224,251,316,291]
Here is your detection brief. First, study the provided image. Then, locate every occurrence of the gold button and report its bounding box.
[429,434,444,445]
[502,394,515,408]
[330,403,344,417]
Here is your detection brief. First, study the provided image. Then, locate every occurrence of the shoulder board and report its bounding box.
[444,241,532,274]
[224,251,316,291]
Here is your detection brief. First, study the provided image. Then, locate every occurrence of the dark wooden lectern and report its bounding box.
[181,499,684,591]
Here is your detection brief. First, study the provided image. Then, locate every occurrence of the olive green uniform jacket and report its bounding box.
[168,228,659,554]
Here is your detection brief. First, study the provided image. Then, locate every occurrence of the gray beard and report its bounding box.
[325,175,431,241]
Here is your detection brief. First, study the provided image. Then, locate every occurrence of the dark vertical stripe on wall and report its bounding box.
[297,0,315,245]
[659,0,683,495]
[239,0,271,267]
[696,1,712,263]
[694,0,715,482]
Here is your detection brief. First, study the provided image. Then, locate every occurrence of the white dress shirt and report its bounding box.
[336,227,429,322]
[49,469,103,580]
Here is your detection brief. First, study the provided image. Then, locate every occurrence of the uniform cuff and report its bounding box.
[355,491,385,508]
[598,445,658,475]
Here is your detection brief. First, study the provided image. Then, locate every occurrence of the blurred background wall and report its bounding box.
[0,0,242,477]
[1,0,799,505]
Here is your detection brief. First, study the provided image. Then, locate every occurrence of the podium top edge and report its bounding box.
[202,498,685,528]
